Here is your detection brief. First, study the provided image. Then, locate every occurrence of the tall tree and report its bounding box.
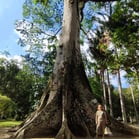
[111,46,127,123]
[100,68,107,110]
[117,69,127,123]
[129,85,139,123]
[106,68,113,117]
[12,0,139,139]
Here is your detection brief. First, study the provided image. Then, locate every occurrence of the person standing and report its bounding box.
[95,104,107,139]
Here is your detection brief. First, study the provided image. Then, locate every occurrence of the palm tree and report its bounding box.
[106,68,113,117]
[112,45,127,123]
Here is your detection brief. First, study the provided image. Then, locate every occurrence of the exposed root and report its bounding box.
[55,119,92,139]
[56,121,74,139]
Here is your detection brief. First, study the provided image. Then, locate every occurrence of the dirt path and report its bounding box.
[0,127,54,139]
[0,127,13,139]
[0,127,139,139]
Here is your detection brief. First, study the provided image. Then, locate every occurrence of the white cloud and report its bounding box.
[13,55,24,63]
[0,54,24,68]
[110,70,129,88]
[0,55,7,59]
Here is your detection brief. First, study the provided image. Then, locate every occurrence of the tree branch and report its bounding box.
[80,27,94,43]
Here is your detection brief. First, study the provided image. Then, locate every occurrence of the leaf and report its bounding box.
[33,0,37,5]
[33,0,48,6]
[44,0,48,5]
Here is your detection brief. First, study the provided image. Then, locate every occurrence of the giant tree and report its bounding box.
[12,0,139,139]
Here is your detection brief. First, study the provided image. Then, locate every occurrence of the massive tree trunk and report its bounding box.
[11,0,96,139]
[10,0,139,139]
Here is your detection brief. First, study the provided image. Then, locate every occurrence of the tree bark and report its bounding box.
[100,69,107,111]
[129,85,139,123]
[135,70,139,90]
[117,69,127,123]
[106,68,113,117]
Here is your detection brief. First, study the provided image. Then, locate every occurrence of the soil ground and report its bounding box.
[0,127,12,139]
[0,127,54,139]
[1,127,139,139]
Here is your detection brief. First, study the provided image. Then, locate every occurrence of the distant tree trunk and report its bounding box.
[106,68,113,117]
[134,70,139,90]
[137,84,139,90]
[117,69,127,123]
[134,69,139,89]
[100,69,107,111]
[129,85,139,123]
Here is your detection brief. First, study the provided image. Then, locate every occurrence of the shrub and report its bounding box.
[0,94,16,119]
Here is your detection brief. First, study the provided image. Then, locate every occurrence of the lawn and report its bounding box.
[0,120,22,127]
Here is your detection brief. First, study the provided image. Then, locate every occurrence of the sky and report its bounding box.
[110,70,129,88]
[0,0,25,56]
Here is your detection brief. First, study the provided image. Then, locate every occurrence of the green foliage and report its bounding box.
[88,76,103,103]
[0,47,57,120]
[15,0,58,91]
[0,58,42,120]
[112,87,139,119]
[82,1,108,34]
[0,94,16,119]
[109,1,139,58]
[112,89,122,118]
[108,0,139,85]
[33,0,48,5]
[123,87,139,119]
[21,0,63,33]
[0,120,22,127]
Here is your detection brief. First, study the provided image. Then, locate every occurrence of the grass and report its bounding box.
[0,119,22,127]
